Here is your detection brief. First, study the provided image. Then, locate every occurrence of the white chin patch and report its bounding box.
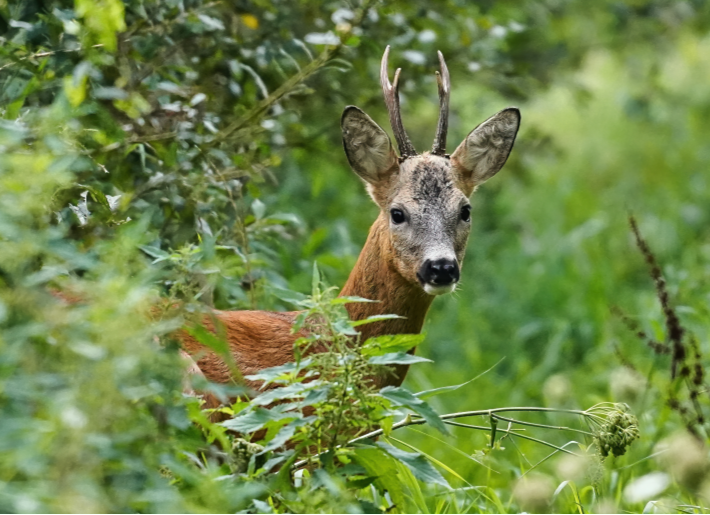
[423,283,456,296]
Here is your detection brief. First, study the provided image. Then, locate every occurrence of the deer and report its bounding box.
[178,46,520,407]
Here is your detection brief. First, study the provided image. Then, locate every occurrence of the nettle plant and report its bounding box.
[177,266,641,513]
[218,266,450,479]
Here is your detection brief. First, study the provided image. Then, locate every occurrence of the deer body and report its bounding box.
[180,47,520,399]
[181,212,435,394]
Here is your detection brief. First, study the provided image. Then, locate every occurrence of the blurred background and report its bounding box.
[1,0,710,512]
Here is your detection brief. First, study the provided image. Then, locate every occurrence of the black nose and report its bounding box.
[419,258,460,286]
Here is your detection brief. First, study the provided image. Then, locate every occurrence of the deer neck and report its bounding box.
[340,214,434,343]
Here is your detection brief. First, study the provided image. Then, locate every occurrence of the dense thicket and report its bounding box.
[1,0,710,512]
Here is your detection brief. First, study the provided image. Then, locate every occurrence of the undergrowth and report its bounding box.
[173,265,641,514]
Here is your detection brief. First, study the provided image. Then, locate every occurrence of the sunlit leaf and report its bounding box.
[361,334,426,356]
[368,352,432,365]
[221,408,299,433]
[378,386,448,435]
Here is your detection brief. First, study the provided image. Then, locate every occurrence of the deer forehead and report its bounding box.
[390,154,466,210]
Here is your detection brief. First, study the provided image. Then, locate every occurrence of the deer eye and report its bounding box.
[390,208,406,224]
[460,205,471,222]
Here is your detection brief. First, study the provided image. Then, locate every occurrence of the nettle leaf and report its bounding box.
[261,451,294,474]
[352,447,410,511]
[362,333,426,357]
[351,314,403,327]
[329,295,377,305]
[221,407,298,433]
[263,416,316,451]
[301,384,331,405]
[270,287,307,306]
[139,245,170,262]
[375,442,451,489]
[333,319,358,336]
[368,353,432,365]
[311,262,321,295]
[250,382,318,406]
[251,499,273,513]
[245,359,312,385]
[378,386,448,435]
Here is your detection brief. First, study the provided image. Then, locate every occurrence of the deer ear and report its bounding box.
[341,106,398,185]
[451,107,520,195]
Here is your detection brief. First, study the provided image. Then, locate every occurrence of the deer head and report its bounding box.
[341,46,520,296]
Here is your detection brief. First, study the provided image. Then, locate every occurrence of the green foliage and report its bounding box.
[2,0,710,513]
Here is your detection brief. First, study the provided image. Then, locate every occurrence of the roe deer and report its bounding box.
[180,46,520,401]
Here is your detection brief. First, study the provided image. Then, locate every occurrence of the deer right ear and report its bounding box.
[341,106,398,185]
[451,107,520,196]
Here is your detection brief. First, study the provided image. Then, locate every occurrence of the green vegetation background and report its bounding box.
[1,0,710,512]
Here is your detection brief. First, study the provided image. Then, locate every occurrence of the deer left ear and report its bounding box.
[341,106,398,185]
[451,107,520,196]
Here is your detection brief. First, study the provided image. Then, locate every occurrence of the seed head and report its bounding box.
[593,403,640,458]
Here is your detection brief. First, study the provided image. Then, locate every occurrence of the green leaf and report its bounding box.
[75,0,126,51]
[221,408,298,433]
[63,74,87,107]
[245,359,312,384]
[375,442,451,489]
[252,198,266,220]
[351,314,403,327]
[378,386,448,435]
[415,358,504,399]
[269,287,307,306]
[139,245,169,260]
[185,324,230,358]
[361,333,426,357]
[333,319,358,336]
[250,382,316,406]
[311,262,321,295]
[262,416,316,451]
[352,447,412,513]
[368,352,432,365]
[77,184,111,210]
[329,295,377,305]
[414,380,473,400]
[197,13,225,31]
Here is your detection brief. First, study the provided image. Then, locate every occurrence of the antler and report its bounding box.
[431,50,450,156]
[380,46,417,159]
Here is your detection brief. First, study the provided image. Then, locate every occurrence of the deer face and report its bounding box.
[386,154,470,294]
[341,48,520,296]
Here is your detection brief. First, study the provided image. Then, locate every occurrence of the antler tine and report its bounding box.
[431,50,451,156]
[380,46,417,158]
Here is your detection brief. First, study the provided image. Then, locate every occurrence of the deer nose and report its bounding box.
[420,258,460,286]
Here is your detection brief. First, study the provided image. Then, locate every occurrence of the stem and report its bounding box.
[491,413,595,437]
[350,407,597,444]
[292,406,594,470]
[328,343,352,455]
[443,421,582,457]
[216,0,376,143]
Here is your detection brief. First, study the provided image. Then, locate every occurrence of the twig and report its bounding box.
[215,0,376,143]
[215,47,338,142]
[442,421,582,457]
[490,413,594,436]
[348,406,599,444]
[292,406,597,470]
[0,44,105,71]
